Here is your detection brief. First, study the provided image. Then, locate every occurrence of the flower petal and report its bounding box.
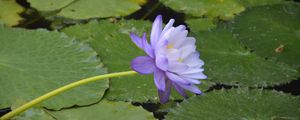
[181,67,204,74]
[167,26,188,48]
[180,37,196,48]
[182,72,207,79]
[161,19,175,36]
[130,33,143,49]
[173,83,188,98]
[158,79,172,103]
[182,77,201,84]
[151,15,162,48]
[154,68,166,91]
[166,49,180,61]
[178,83,202,94]
[166,72,189,85]
[179,45,196,59]
[168,62,188,73]
[184,52,204,67]
[155,54,168,71]
[131,56,155,74]
[141,33,154,58]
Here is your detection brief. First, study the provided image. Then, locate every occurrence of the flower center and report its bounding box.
[177,58,183,62]
[166,44,174,49]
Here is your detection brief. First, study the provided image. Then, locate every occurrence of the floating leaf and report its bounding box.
[48,100,155,120]
[161,0,245,20]
[186,18,216,32]
[193,28,297,86]
[28,0,74,12]
[62,20,214,102]
[28,0,140,20]
[13,108,54,120]
[0,27,108,110]
[130,0,148,5]
[166,89,300,120]
[0,0,24,26]
[232,3,300,70]
[238,0,284,7]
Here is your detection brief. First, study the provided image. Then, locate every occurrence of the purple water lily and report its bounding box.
[130,15,207,103]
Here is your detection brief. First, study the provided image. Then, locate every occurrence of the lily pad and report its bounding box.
[166,89,300,120]
[193,28,298,86]
[28,0,141,20]
[186,18,216,32]
[161,0,245,20]
[0,27,108,110]
[238,0,284,7]
[28,0,74,12]
[0,0,24,26]
[232,3,300,70]
[13,108,54,120]
[48,100,155,120]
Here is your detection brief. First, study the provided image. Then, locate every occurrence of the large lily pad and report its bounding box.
[28,0,74,12]
[48,100,155,120]
[161,0,245,20]
[166,89,300,120]
[232,3,300,70]
[186,18,217,32]
[0,27,108,110]
[238,0,284,7]
[193,28,297,86]
[28,0,141,20]
[13,108,54,120]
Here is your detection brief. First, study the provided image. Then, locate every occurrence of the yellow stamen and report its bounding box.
[177,58,183,62]
[166,44,174,49]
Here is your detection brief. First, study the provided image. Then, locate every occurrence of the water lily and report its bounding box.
[130,15,207,103]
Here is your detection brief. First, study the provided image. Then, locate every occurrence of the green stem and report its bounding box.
[0,71,137,120]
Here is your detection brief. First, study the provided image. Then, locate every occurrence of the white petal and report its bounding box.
[166,72,189,84]
[169,30,188,48]
[177,83,202,94]
[176,25,186,31]
[181,77,201,84]
[180,37,196,48]
[179,45,196,59]
[181,72,207,79]
[161,27,175,42]
[181,67,204,74]
[168,61,188,73]
[161,19,175,37]
[166,49,180,61]
[184,52,204,67]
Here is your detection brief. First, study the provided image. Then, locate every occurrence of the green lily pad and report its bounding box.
[161,0,245,20]
[0,27,108,110]
[166,89,300,120]
[62,20,214,102]
[13,108,54,120]
[238,0,284,7]
[28,0,141,20]
[186,18,217,32]
[28,0,74,12]
[48,100,155,120]
[232,3,300,70]
[193,28,298,86]
[0,0,24,26]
